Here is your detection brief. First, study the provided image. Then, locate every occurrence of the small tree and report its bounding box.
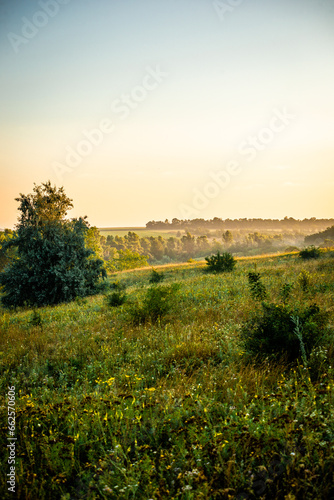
[222,230,233,245]
[106,249,148,272]
[149,268,165,284]
[248,271,267,301]
[0,182,105,307]
[205,251,236,273]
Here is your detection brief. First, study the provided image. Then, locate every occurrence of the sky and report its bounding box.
[0,0,334,229]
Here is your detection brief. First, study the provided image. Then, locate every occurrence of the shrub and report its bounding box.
[242,302,328,363]
[106,290,127,307]
[205,251,236,273]
[299,246,321,260]
[248,271,267,301]
[149,269,165,284]
[29,310,43,327]
[129,284,179,324]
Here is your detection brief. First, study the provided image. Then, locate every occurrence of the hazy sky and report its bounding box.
[1,0,334,228]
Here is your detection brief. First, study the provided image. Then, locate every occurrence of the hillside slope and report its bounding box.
[1,251,334,499]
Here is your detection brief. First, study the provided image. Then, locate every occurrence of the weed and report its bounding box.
[291,315,307,366]
[280,282,293,303]
[298,270,312,292]
[308,345,329,380]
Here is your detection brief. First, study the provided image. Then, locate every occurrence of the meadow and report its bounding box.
[1,250,334,499]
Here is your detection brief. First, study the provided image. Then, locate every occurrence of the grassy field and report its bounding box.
[1,251,334,499]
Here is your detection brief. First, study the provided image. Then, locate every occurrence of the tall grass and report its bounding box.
[0,250,334,499]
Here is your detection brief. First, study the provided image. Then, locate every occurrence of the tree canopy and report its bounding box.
[0,182,105,307]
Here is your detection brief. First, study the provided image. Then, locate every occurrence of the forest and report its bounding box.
[98,220,334,270]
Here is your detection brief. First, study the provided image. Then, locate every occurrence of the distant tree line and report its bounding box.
[146,217,334,232]
[4,223,327,276]
[99,230,288,267]
[100,231,213,266]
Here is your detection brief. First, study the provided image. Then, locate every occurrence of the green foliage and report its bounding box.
[110,280,126,291]
[0,182,105,307]
[85,226,104,259]
[205,251,236,273]
[298,269,312,291]
[305,224,334,245]
[291,315,308,366]
[280,282,293,303]
[29,310,43,327]
[0,230,16,272]
[222,229,233,244]
[248,271,267,301]
[106,290,127,307]
[299,246,321,260]
[107,249,149,272]
[242,302,328,363]
[149,268,164,284]
[129,284,179,324]
[308,345,330,380]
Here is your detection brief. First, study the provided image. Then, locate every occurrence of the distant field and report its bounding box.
[98,227,182,239]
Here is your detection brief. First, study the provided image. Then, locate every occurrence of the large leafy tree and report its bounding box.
[0,229,16,272]
[0,182,106,307]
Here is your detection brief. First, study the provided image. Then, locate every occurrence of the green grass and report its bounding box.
[1,250,334,499]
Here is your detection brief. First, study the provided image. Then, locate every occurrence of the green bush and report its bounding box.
[149,269,165,284]
[205,251,236,273]
[29,310,43,327]
[106,290,127,307]
[248,271,267,301]
[129,284,179,324]
[299,246,321,260]
[242,302,328,363]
